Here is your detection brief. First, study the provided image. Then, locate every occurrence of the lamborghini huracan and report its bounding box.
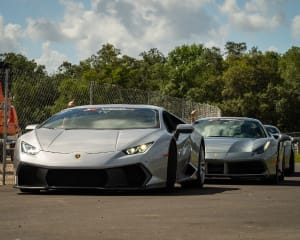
[14,104,206,193]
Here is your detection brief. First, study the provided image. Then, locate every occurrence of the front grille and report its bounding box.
[207,160,266,175]
[47,169,107,187]
[17,164,151,189]
[207,163,224,174]
[227,161,266,174]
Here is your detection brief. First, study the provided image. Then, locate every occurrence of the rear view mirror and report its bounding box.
[271,133,280,139]
[24,124,38,133]
[174,124,194,139]
[279,134,291,142]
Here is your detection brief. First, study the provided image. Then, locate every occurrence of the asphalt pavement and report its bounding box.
[1,164,300,240]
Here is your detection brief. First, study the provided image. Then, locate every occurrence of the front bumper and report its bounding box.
[15,163,152,190]
[206,159,268,178]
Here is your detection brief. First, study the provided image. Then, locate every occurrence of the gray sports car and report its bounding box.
[193,117,286,184]
[14,104,205,193]
[264,124,295,175]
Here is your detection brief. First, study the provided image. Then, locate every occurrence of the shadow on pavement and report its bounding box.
[205,170,300,187]
[18,185,240,197]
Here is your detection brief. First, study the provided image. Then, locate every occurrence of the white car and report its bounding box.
[14,104,206,193]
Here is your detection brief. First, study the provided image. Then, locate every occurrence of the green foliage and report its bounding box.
[1,42,300,132]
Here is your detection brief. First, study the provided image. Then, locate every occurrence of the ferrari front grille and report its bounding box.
[207,163,224,174]
[227,161,266,174]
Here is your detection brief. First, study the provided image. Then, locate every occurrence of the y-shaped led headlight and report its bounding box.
[124,142,153,155]
[21,141,40,155]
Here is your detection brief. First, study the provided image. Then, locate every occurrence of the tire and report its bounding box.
[166,141,177,191]
[195,144,205,188]
[269,161,284,185]
[269,166,280,185]
[181,143,206,188]
[279,159,285,182]
[288,150,295,175]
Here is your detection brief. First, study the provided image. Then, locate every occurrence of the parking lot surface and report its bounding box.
[1,164,300,240]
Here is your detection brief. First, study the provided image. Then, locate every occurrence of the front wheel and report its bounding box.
[269,161,284,185]
[288,150,295,175]
[166,141,177,191]
[195,144,205,188]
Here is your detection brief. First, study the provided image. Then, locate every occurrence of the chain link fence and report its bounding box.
[9,75,221,130]
[2,70,221,185]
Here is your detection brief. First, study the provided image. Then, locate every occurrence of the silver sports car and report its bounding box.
[14,104,205,193]
[264,124,295,175]
[193,117,286,184]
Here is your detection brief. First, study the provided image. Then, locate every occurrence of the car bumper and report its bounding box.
[14,149,168,190]
[205,155,277,179]
[15,162,154,190]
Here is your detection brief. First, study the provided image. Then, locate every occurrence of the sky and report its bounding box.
[0,0,300,73]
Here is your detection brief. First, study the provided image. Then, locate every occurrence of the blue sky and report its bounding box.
[0,0,300,73]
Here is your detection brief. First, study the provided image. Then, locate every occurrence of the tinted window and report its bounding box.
[163,111,185,133]
[40,107,160,130]
[265,126,280,134]
[194,119,266,138]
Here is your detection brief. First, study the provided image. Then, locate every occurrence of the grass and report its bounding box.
[295,153,300,163]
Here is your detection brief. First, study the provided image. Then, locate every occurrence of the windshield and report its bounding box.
[193,118,266,138]
[40,107,160,130]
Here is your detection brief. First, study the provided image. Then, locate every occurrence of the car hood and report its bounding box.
[33,128,161,154]
[204,137,270,153]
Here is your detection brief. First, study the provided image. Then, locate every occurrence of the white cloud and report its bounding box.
[5,0,290,72]
[267,46,279,52]
[292,15,300,40]
[0,16,24,53]
[26,18,66,42]
[245,0,285,14]
[220,0,284,32]
[36,42,67,73]
[56,0,220,59]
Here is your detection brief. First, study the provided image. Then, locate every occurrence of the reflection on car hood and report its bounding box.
[35,128,160,154]
[204,137,270,153]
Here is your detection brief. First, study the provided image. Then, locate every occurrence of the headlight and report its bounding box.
[253,141,270,154]
[21,141,40,155]
[124,142,153,155]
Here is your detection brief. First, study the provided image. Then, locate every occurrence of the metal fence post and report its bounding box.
[89,81,94,105]
[2,68,9,185]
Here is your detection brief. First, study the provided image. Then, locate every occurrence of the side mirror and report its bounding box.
[174,124,194,139]
[279,134,291,142]
[271,133,280,139]
[24,124,38,133]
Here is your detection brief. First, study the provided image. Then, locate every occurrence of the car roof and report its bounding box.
[264,124,280,131]
[196,116,262,123]
[68,104,165,111]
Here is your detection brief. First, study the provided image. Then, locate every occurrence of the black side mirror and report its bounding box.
[279,134,291,142]
[174,124,194,140]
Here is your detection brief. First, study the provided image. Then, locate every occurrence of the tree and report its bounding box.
[220,49,282,124]
[163,44,223,103]
[277,47,300,131]
[225,41,247,58]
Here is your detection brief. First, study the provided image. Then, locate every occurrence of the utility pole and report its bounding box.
[0,62,10,185]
